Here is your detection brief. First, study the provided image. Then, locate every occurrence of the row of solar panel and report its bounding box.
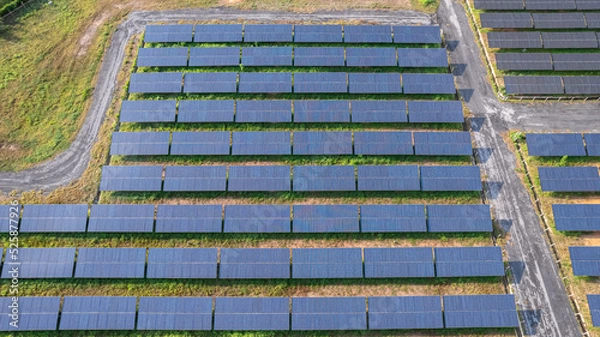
[538,166,600,192]
[144,24,441,44]
[99,165,483,192]
[488,32,600,50]
[137,47,449,68]
[0,246,504,279]
[480,12,600,29]
[589,295,600,327]
[119,99,464,124]
[570,246,600,276]
[110,131,473,156]
[129,72,457,94]
[496,53,600,71]
[474,0,600,10]
[553,204,600,231]
[0,294,518,331]
[526,133,600,157]
[504,76,600,95]
[0,204,492,233]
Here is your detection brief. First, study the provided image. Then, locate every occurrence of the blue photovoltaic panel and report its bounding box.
[504,76,564,95]
[360,204,426,232]
[75,248,146,278]
[20,204,87,233]
[110,132,170,156]
[293,131,352,155]
[369,296,443,330]
[294,100,350,123]
[427,205,492,233]
[99,165,163,191]
[232,131,291,155]
[402,73,455,94]
[435,246,504,278]
[407,101,464,123]
[171,131,230,155]
[224,205,290,233]
[413,132,472,156]
[60,297,137,330]
[344,25,392,43]
[145,24,193,43]
[214,297,290,331]
[236,100,292,123]
[239,72,292,93]
[564,76,600,95]
[443,295,519,328]
[394,26,441,44]
[120,100,176,123]
[0,204,15,233]
[219,248,290,279]
[588,295,600,327]
[156,204,222,233]
[357,165,420,191]
[137,48,188,67]
[538,167,600,192]
[194,24,242,42]
[579,0,600,10]
[526,133,586,157]
[292,204,359,233]
[164,166,227,191]
[0,297,60,331]
[189,47,240,67]
[244,24,293,42]
[474,0,525,10]
[293,72,347,93]
[147,248,218,279]
[1,248,75,279]
[480,13,534,29]
[242,47,292,66]
[178,100,234,123]
[487,32,542,49]
[292,297,367,330]
[364,248,434,278]
[348,73,401,94]
[138,297,213,330]
[346,48,397,67]
[293,165,355,191]
[354,131,413,155]
[88,204,154,233]
[397,48,448,68]
[294,47,345,67]
[526,0,577,10]
[553,204,600,231]
[570,246,600,276]
[351,100,407,123]
[228,165,291,191]
[420,166,482,191]
[585,133,600,156]
[129,72,182,93]
[184,72,237,93]
[294,25,343,43]
[292,248,362,279]
[533,13,586,29]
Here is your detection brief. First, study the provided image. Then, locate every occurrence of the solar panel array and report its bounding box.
[138,297,213,330]
[569,246,600,276]
[496,53,600,72]
[553,204,600,231]
[20,204,88,232]
[504,76,600,95]
[538,166,600,192]
[435,247,505,277]
[588,295,600,327]
[60,297,137,330]
[129,72,182,93]
[0,297,61,331]
[475,0,600,10]
[442,295,519,328]
[480,13,600,29]
[526,133,586,157]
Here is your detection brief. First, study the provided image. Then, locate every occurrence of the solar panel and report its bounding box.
[0,204,16,233]
[163,166,227,191]
[346,48,397,67]
[292,248,362,279]
[553,204,600,231]
[587,13,600,28]
[110,132,170,156]
[178,100,235,123]
[138,297,213,330]
[236,100,292,123]
[420,166,482,191]
[194,24,242,42]
[219,248,290,279]
[564,76,600,95]
[570,246,600,276]
[184,72,237,93]
[357,165,420,191]
[214,297,289,330]
[487,32,542,49]
[427,205,493,232]
[480,13,533,29]
[353,131,412,155]
[413,132,473,156]
[294,100,350,123]
[578,0,600,9]
[88,204,154,233]
[75,248,146,278]
[129,72,182,93]
[435,247,504,277]
[348,73,401,94]
[474,0,525,10]
[120,100,176,123]
[402,74,456,95]
[526,0,576,10]
[293,131,352,155]
[292,204,359,233]
[147,248,218,279]
[242,47,292,66]
[495,53,553,71]
[552,53,600,71]
[533,13,586,29]
[0,297,60,331]
[189,47,240,67]
[291,297,367,330]
[397,48,448,68]
[232,131,291,155]
[504,76,564,95]
[542,32,599,49]
[294,25,343,43]
[228,165,291,191]
[526,133,585,157]
[293,72,347,93]
[60,297,136,330]
[407,101,464,123]
[368,296,443,330]
[344,25,392,43]
[239,72,292,93]
[20,204,87,233]
[224,205,290,233]
[244,24,293,42]
[588,295,600,327]
[156,204,222,233]
[1,248,75,278]
[585,133,600,156]
[538,166,600,192]
[364,248,434,278]
[293,165,355,191]
[145,24,193,43]
[99,166,163,191]
[360,204,427,232]
[170,131,230,155]
[137,48,189,67]
[294,47,345,67]
[351,100,407,123]
[393,26,441,44]
[443,295,519,328]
